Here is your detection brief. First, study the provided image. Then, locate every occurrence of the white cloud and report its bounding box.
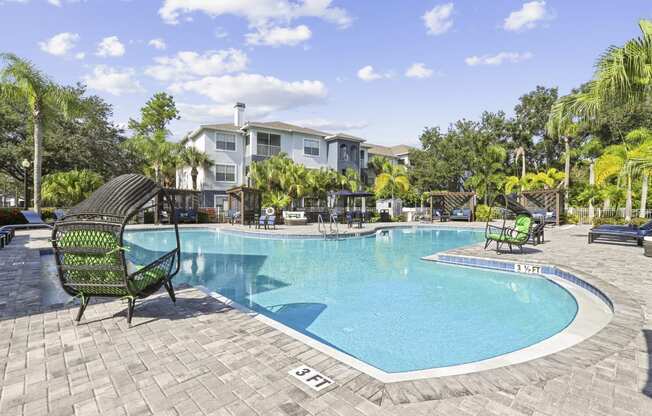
[83,65,144,95]
[423,3,454,35]
[158,0,352,28]
[145,49,248,82]
[245,25,311,47]
[96,36,126,57]
[405,63,433,79]
[75,52,85,60]
[465,51,533,66]
[215,27,229,39]
[148,38,167,50]
[48,0,61,6]
[357,65,391,82]
[169,73,327,117]
[503,1,549,31]
[38,32,79,56]
[290,118,368,131]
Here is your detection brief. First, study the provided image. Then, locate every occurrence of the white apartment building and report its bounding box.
[177,103,411,209]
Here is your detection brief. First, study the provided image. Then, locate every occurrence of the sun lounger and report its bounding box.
[450,208,472,221]
[0,210,52,233]
[588,220,652,245]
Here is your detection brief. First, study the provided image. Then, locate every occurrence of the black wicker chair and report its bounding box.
[51,174,181,325]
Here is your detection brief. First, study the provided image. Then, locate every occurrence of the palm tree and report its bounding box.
[0,54,80,213]
[466,144,507,205]
[623,128,652,217]
[42,169,103,207]
[368,155,390,176]
[129,131,179,184]
[374,164,410,200]
[179,147,213,190]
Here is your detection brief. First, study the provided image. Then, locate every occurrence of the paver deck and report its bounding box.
[0,223,650,415]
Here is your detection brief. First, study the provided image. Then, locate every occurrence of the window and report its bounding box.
[215,133,236,151]
[245,134,250,146]
[256,132,281,156]
[397,158,405,165]
[351,146,358,162]
[214,195,227,210]
[360,149,365,162]
[339,144,348,161]
[215,164,236,182]
[303,138,320,156]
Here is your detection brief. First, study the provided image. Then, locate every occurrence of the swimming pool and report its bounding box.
[124,227,578,374]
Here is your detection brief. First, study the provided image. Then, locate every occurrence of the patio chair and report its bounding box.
[51,174,180,325]
[450,208,472,221]
[588,220,652,246]
[267,215,276,230]
[484,195,534,253]
[256,215,266,229]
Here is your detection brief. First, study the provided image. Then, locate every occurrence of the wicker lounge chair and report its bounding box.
[485,195,535,253]
[51,174,180,325]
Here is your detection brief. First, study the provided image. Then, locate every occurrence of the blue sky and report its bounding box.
[1,1,652,146]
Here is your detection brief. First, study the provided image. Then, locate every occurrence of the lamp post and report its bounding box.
[21,159,30,209]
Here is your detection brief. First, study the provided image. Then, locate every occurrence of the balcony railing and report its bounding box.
[257,144,281,157]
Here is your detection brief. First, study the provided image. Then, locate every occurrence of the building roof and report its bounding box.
[325,133,366,143]
[365,143,415,157]
[244,121,331,137]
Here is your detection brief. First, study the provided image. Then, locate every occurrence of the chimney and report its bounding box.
[234,102,245,127]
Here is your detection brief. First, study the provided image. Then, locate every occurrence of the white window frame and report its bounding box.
[256,131,282,157]
[215,163,237,183]
[215,132,236,152]
[303,138,320,157]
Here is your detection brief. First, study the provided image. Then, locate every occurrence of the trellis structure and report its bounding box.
[428,191,476,221]
[226,186,262,225]
[51,174,180,324]
[521,188,564,226]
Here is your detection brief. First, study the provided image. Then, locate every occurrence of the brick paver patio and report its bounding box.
[0,224,650,415]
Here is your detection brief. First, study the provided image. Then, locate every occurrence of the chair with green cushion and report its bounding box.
[485,194,535,253]
[52,174,180,325]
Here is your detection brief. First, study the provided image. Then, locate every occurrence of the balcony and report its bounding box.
[257,144,281,157]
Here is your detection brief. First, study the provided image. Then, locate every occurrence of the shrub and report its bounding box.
[562,213,579,224]
[197,211,210,223]
[630,217,649,227]
[592,217,627,227]
[475,204,501,222]
[0,208,27,226]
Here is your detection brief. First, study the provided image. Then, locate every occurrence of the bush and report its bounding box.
[562,213,579,224]
[197,211,210,223]
[592,217,627,227]
[475,204,501,222]
[41,208,56,222]
[0,208,27,226]
[630,217,649,227]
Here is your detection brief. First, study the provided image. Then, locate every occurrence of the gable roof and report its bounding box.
[366,143,415,158]
[244,121,331,137]
[325,132,366,142]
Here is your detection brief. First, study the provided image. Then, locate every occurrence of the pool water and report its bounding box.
[124,228,578,373]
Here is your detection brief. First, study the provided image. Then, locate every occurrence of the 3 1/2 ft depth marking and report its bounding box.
[289,366,334,391]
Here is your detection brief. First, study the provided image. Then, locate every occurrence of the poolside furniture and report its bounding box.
[588,220,652,246]
[51,174,180,325]
[484,194,534,253]
[54,209,66,221]
[450,208,472,222]
[283,211,308,225]
[256,215,266,229]
[267,215,276,230]
[0,210,53,236]
[530,220,545,245]
[176,209,197,223]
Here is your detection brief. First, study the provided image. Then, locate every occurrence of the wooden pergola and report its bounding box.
[521,188,564,226]
[226,186,262,225]
[428,191,476,221]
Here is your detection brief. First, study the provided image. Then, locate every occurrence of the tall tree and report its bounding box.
[0,54,80,212]
[179,147,213,191]
[374,163,410,200]
[128,92,180,136]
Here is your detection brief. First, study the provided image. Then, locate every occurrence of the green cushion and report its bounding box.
[514,214,532,234]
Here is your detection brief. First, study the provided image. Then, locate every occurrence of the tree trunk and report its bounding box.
[588,161,595,220]
[564,136,570,210]
[191,167,198,191]
[639,172,648,218]
[625,175,632,221]
[33,113,44,213]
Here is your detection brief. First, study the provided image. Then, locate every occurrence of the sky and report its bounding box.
[1,1,652,146]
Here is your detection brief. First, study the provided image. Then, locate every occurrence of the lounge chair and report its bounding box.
[0,210,53,235]
[450,208,472,221]
[588,220,652,246]
[176,209,198,223]
[530,220,545,245]
[267,215,276,230]
[485,213,534,253]
[256,215,266,229]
